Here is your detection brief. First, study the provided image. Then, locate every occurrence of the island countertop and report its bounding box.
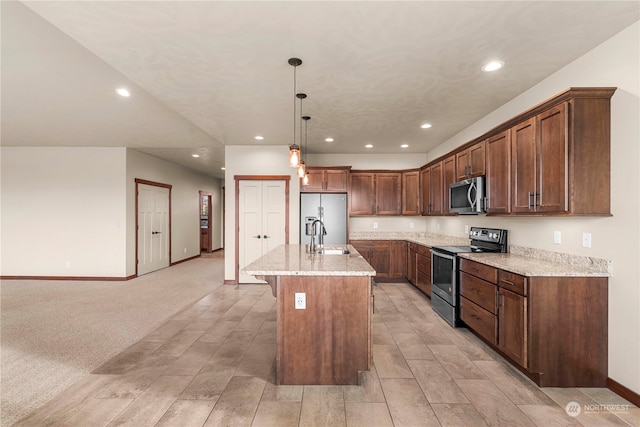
[242,244,376,277]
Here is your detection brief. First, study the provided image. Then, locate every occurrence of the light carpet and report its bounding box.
[1,251,224,426]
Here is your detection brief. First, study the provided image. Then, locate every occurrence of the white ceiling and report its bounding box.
[3,1,638,179]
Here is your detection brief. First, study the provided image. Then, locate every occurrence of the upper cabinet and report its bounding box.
[485,130,511,214]
[349,172,375,215]
[301,167,350,192]
[341,88,615,218]
[442,155,457,216]
[456,141,486,181]
[350,171,401,216]
[375,173,402,215]
[421,162,444,216]
[401,170,420,215]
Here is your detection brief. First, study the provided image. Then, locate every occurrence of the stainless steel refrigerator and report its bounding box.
[300,193,348,244]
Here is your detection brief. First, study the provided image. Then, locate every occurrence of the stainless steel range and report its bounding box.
[430,227,508,327]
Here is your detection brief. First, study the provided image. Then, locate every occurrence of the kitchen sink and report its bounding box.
[316,248,350,255]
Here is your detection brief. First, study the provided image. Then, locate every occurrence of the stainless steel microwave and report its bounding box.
[449,176,485,214]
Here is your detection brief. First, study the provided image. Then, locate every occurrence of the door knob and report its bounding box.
[255,235,261,239]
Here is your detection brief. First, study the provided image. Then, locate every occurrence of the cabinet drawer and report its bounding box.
[460,259,498,283]
[460,272,497,314]
[416,253,430,275]
[498,270,527,296]
[416,244,430,256]
[460,297,497,345]
[409,243,418,253]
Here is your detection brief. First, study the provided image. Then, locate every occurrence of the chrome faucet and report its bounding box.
[309,219,326,253]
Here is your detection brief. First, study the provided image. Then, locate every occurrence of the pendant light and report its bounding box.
[297,93,307,178]
[302,115,311,185]
[288,58,302,167]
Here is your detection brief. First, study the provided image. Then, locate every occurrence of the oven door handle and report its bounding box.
[430,250,456,261]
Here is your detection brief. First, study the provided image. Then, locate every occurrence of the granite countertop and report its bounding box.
[458,252,609,277]
[242,244,376,277]
[349,231,468,248]
[348,231,610,278]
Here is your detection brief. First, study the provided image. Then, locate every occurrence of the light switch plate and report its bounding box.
[582,232,592,248]
[554,231,561,244]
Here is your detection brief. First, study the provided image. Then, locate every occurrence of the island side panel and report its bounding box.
[276,275,372,385]
[331,276,371,384]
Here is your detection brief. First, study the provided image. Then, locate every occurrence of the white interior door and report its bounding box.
[138,183,170,275]
[238,180,286,283]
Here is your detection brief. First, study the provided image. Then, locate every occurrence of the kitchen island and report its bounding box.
[243,244,375,385]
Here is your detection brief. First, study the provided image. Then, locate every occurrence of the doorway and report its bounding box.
[200,191,213,253]
[136,179,171,276]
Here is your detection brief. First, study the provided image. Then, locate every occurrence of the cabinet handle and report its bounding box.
[472,288,480,294]
[471,314,480,321]
[263,235,269,239]
[255,235,262,239]
[527,192,532,210]
[501,279,515,287]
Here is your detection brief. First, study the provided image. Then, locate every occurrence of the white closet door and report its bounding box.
[137,183,170,276]
[238,180,286,283]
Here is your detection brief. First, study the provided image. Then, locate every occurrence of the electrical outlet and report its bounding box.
[582,232,592,248]
[295,292,306,310]
[184,247,187,253]
[409,222,414,229]
[373,222,378,229]
[554,231,562,244]
[65,261,71,269]
[464,225,470,234]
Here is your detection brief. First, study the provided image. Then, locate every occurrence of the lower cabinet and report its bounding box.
[407,242,431,297]
[459,257,608,387]
[350,240,406,280]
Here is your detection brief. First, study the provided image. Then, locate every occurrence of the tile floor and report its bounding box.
[15,281,639,427]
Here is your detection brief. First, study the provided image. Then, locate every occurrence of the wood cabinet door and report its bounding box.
[407,246,417,284]
[369,245,391,278]
[498,288,527,368]
[325,170,349,192]
[537,103,568,213]
[511,117,537,213]
[390,241,407,278]
[376,173,402,215]
[302,169,325,192]
[420,167,431,216]
[456,150,470,181]
[349,173,375,215]
[442,155,456,215]
[468,141,486,178]
[402,170,420,215]
[486,131,511,214]
[455,141,485,180]
[430,162,444,215]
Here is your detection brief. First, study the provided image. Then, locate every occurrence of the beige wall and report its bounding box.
[297,22,640,393]
[125,149,223,276]
[1,147,128,276]
[224,145,301,281]
[0,147,222,278]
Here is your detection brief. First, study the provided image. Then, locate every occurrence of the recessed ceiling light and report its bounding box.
[401,144,409,148]
[421,123,432,129]
[325,137,334,142]
[482,61,505,72]
[365,144,373,149]
[115,87,130,97]
[191,154,200,158]
[254,136,264,140]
